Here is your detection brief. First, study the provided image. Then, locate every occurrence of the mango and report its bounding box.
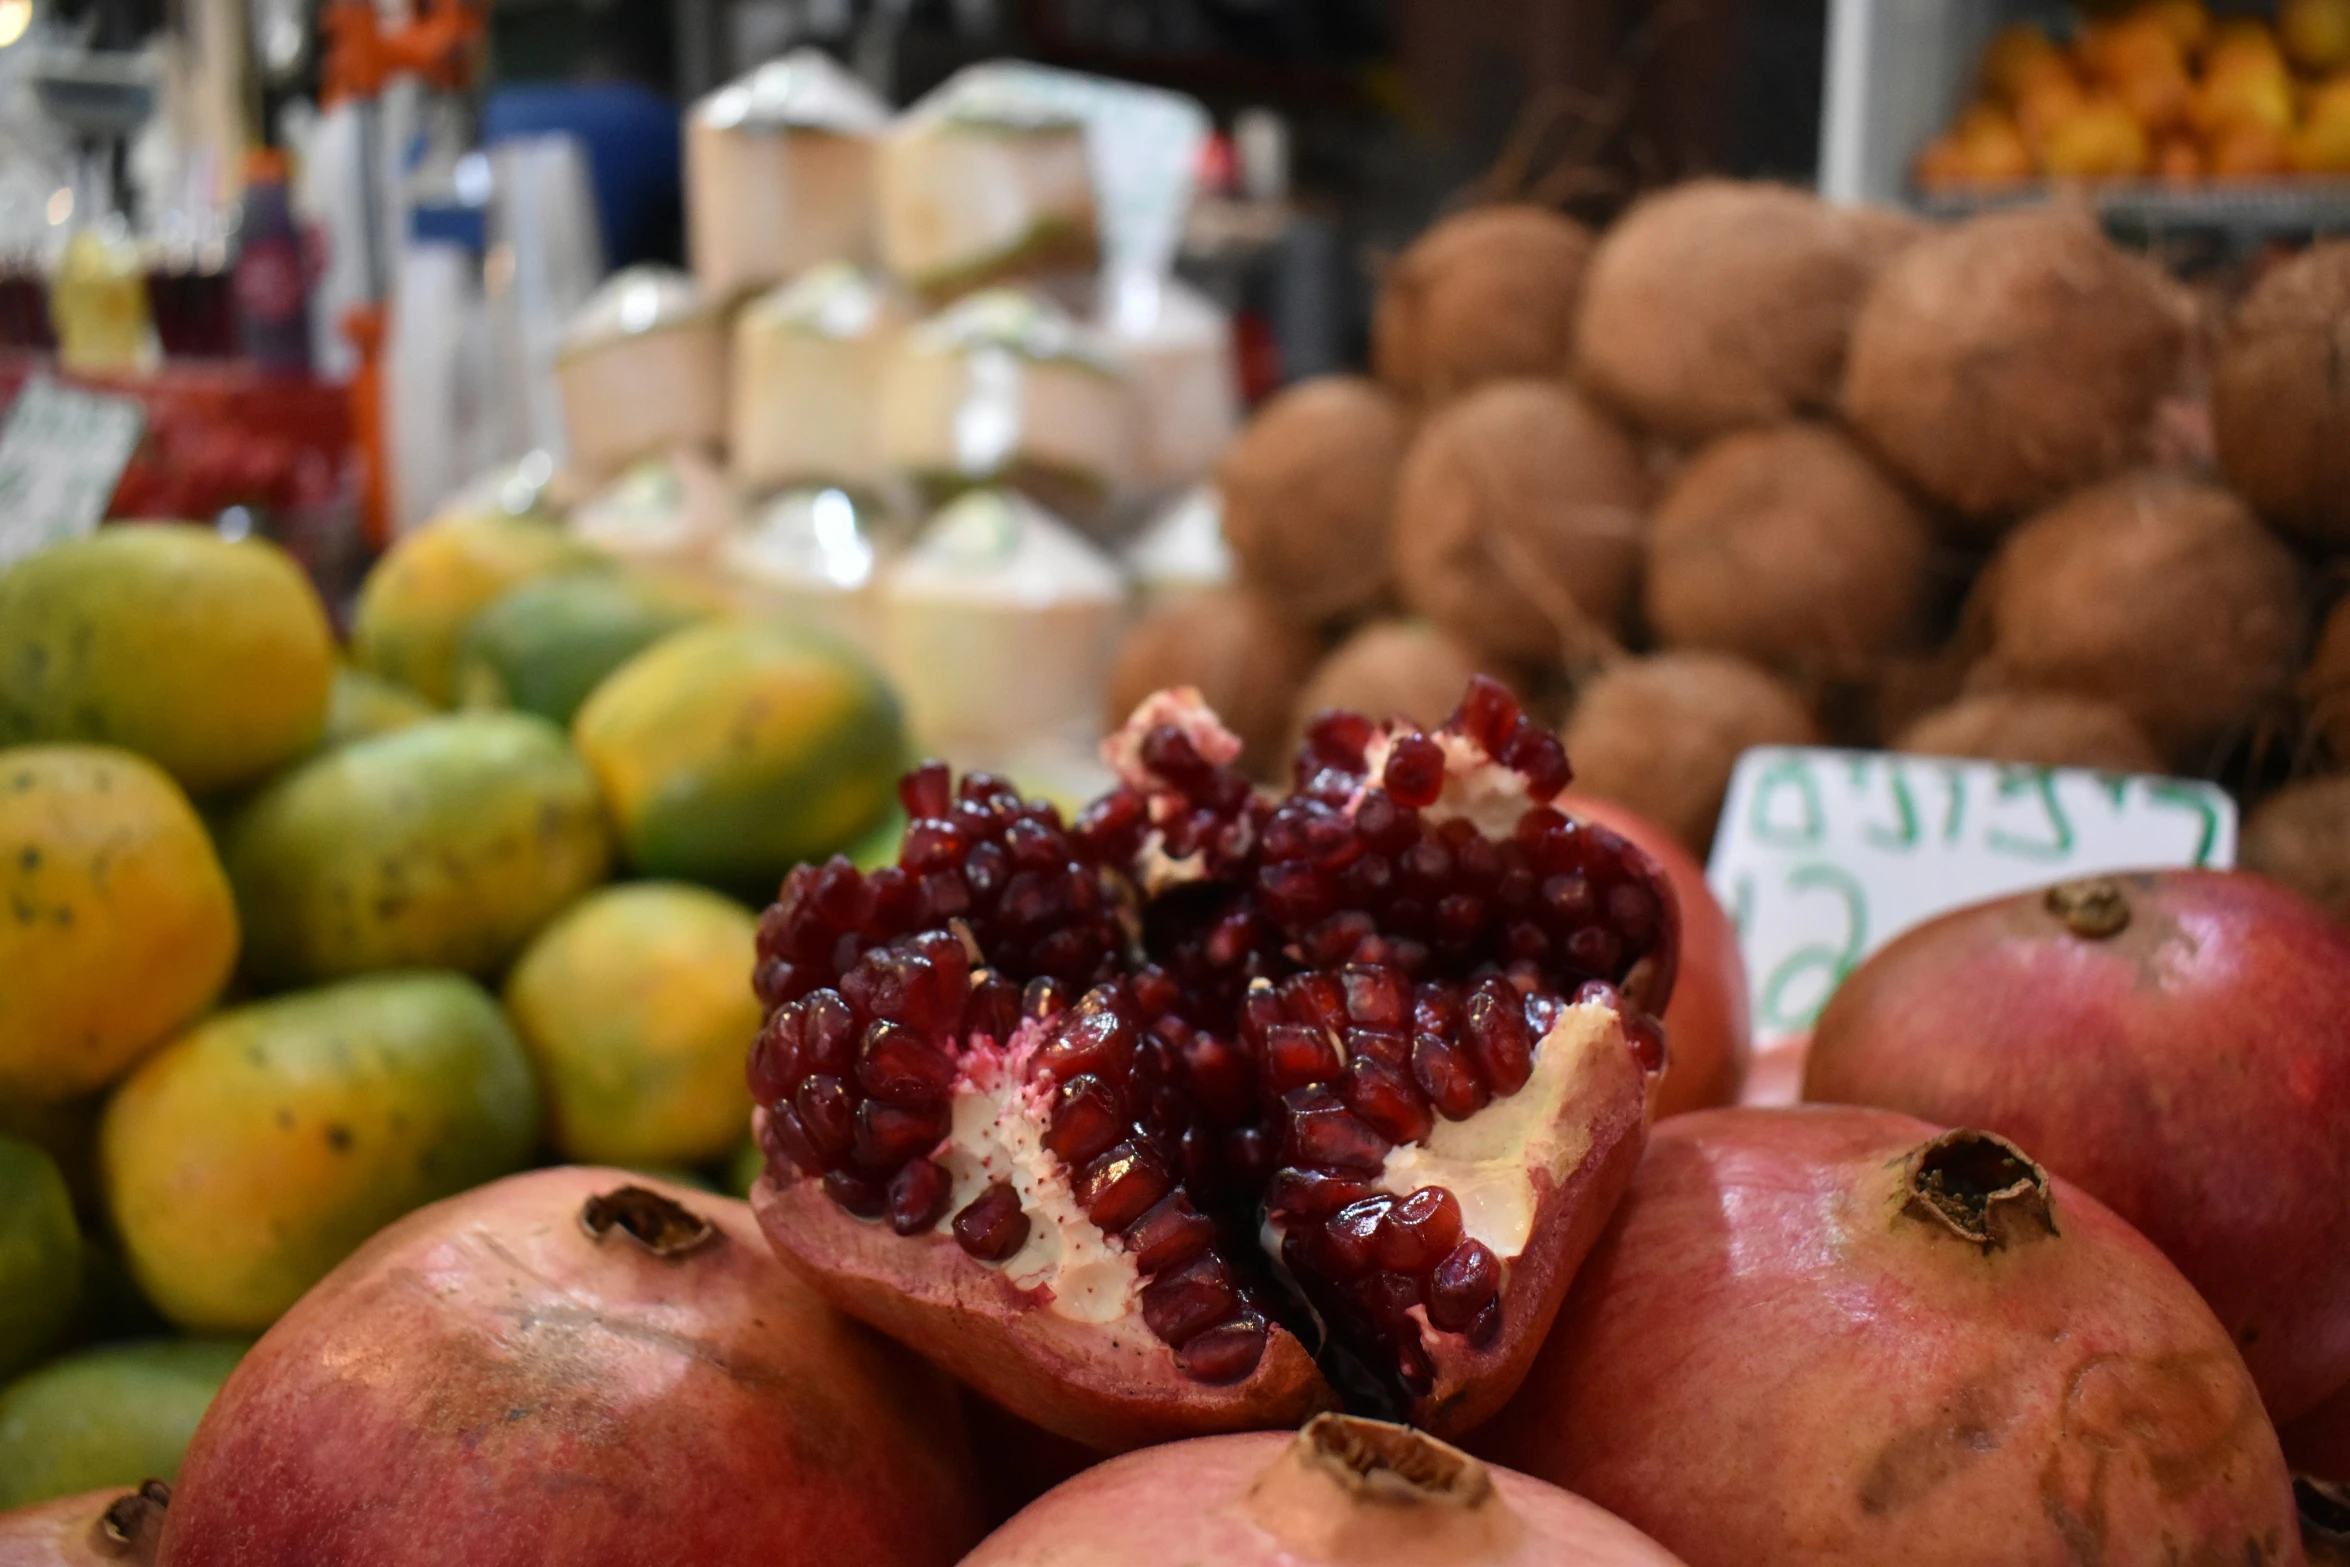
[0,746,237,1102]
[503,882,762,1166]
[99,972,540,1331]
[222,713,610,986]
[455,569,715,727]
[0,1339,246,1507]
[351,508,600,705]
[318,665,436,751]
[0,1137,79,1382]
[574,618,904,898]
[0,526,334,794]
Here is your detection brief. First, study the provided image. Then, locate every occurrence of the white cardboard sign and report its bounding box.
[1706,747,2236,1042]
[0,377,144,568]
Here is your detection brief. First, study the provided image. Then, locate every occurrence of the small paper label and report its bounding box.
[1706,747,2236,1042]
[0,377,145,568]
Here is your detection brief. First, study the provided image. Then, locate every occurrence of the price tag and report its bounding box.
[1706,747,2236,1042]
[0,377,145,568]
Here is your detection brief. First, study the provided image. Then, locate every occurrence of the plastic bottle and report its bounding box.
[235,147,312,373]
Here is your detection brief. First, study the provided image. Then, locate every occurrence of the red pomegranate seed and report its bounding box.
[1283,1088,1392,1175]
[1344,1027,1408,1070]
[852,1099,948,1170]
[796,1075,855,1159]
[1262,1024,1341,1094]
[953,1182,1030,1261]
[899,760,953,819]
[1410,1031,1488,1121]
[813,858,872,927]
[1340,965,1408,1029]
[1075,1140,1173,1231]
[887,1158,952,1235]
[1278,972,1348,1036]
[963,975,1021,1045]
[1123,1194,1216,1273]
[747,1011,801,1107]
[856,1021,957,1106]
[802,993,856,1075]
[1382,734,1446,809]
[1318,1196,1391,1279]
[1178,1034,1255,1124]
[1625,1012,1668,1076]
[1500,725,1571,799]
[1372,1187,1463,1273]
[752,956,798,1009]
[1428,1239,1502,1332]
[1345,1057,1435,1144]
[1564,924,1622,978]
[962,841,1009,900]
[1401,839,1453,888]
[760,1103,823,1176]
[823,1168,886,1217]
[1140,1253,1236,1345]
[1264,1166,1375,1219]
[1175,1317,1269,1384]
[1450,675,1521,754]
[1463,980,1535,1095]
[1035,1000,1137,1083]
[1044,1074,1128,1166]
[903,819,967,873]
[1023,976,1069,1020]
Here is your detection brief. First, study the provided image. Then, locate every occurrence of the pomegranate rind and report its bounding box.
[751,1141,1335,1453]
[0,1487,163,1566]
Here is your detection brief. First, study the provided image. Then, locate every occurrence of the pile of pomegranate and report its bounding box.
[746,679,1676,1443]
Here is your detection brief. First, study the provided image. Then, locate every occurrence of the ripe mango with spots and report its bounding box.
[99,972,540,1332]
[350,508,600,706]
[573,619,904,898]
[0,526,334,795]
[0,1337,246,1507]
[0,746,237,1103]
[317,665,435,752]
[221,713,610,987]
[456,569,718,728]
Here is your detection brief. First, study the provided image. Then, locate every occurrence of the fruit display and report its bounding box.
[1918,2,2350,187]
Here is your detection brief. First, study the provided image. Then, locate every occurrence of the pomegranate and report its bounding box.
[0,1485,167,1566]
[1558,794,1747,1117]
[748,678,1675,1448]
[960,1413,1689,1566]
[157,1170,983,1567]
[1477,1107,2301,1567]
[1805,871,2350,1424]
[2287,1383,2350,1484]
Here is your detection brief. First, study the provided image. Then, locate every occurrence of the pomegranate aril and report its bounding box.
[1355,790,1419,854]
[1071,786,1146,862]
[1178,1034,1255,1124]
[760,1103,824,1176]
[1410,1031,1488,1121]
[1340,965,1408,1029]
[1140,1253,1237,1345]
[852,1099,947,1170]
[963,975,1020,1045]
[1381,733,1446,808]
[1317,1197,1392,1279]
[899,760,953,819]
[812,858,873,927]
[1175,1317,1268,1384]
[856,1021,957,1106]
[902,818,967,873]
[953,1182,1030,1261]
[1023,976,1069,1020]
[1501,725,1571,799]
[1075,1140,1172,1231]
[1257,861,1332,925]
[1464,980,1535,1095]
[803,992,856,1075]
[1035,1000,1136,1083]
[752,957,798,1009]
[1344,1027,1408,1070]
[1283,1088,1393,1175]
[1428,1239,1502,1333]
[1565,924,1623,979]
[1345,1057,1435,1144]
[1277,972,1348,1036]
[747,1011,801,1106]
[1450,674,1521,754]
[797,1075,855,1159]
[1262,1023,1341,1094]
[1465,1299,1503,1349]
[1124,1194,1216,1274]
[1043,1074,1128,1166]
[823,1168,887,1218]
[1264,1165,1375,1220]
[1401,839,1453,888]
[963,841,1009,900]
[918,871,971,921]
[1625,1012,1668,1076]
[1303,910,1376,966]
[887,1158,952,1235]
[1373,1186,1464,1273]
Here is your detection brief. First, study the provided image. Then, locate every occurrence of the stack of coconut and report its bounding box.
[1113,177,2350,906]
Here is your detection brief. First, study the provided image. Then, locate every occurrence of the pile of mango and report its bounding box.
[0,512,906,1507]
[1918,0,2350,187]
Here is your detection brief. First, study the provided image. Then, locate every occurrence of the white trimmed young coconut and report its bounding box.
[1562,651,1822,858]
[1573,180,1921,443]
[1894,692,2165,774]
[1391,379,1650,665]
[1104,587,1317,777]
[555,267,727,483]
[730,264,911,494]
[1372,204,1595,407]
[1973,469,2305,766]
[2243,777,2350,926]
[1287,619,1499,748]
[1645,423,1935,683]
[1844,206,2189,527]
[1215,376,1407,625]
[2213,240,2350,549]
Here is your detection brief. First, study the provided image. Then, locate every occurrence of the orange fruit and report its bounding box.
[2040,95,2155,177]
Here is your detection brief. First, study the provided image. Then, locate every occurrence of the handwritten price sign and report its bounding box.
[1706,747,2236,1041]
[0,377,144,568]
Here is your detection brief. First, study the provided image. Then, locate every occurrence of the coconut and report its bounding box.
[1562,652,1822,858]
[1845,206,2187,526]
[1372,204,1595,408]
[1215,376,1406,625]
[2214,242,2350,549]
[1645,423,1935,684]
[1104,588,1317,778]
[1894,692,2165,773]
[1572,181,1921,444]
[1286,620,1500,753]
[2305,598,2350,767]
[1973,469,2305,766]
[1392,380,1650,665]
[2243,777,2350,926]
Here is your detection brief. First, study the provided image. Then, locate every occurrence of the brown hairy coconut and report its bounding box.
[1288,620,1498,748]
[1844,206,2188,527]
[1106,589,1318,779]
[1894,692,2165,773]
[1645,423,1935,683]
[1392,380,1650,665]
[1373,205,1595,408]
[2244,777,2350,927]
[1973,469,2305,767]
[1563,652,1822,859]
[2213,240,2350,549]
[1574,180,1921,443]
[2305,598,2350,768]
[1217,377,1407,624]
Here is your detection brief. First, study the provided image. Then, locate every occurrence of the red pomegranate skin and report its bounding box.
[1561,793,1749,1116]
[0,1488,162,1566]
[1475,1106,2302,1567]
[960,1418,1690,1566]
[156,1168,985,1567]
[1804,870,2350,1423]
[2284,1381,2350,1483]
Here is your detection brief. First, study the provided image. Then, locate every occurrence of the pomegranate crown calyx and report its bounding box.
[2045,877,2132,940]
[1902,1129,2057,1253]
[579,1185,720,1259]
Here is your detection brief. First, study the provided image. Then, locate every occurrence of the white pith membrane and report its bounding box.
[1354,727,1537,838]
[1104,685,1245,895]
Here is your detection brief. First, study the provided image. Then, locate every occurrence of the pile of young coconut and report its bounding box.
[1110,179,2350,913]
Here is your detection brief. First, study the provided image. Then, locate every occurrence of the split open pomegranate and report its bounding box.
[747,679,1674,1449]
